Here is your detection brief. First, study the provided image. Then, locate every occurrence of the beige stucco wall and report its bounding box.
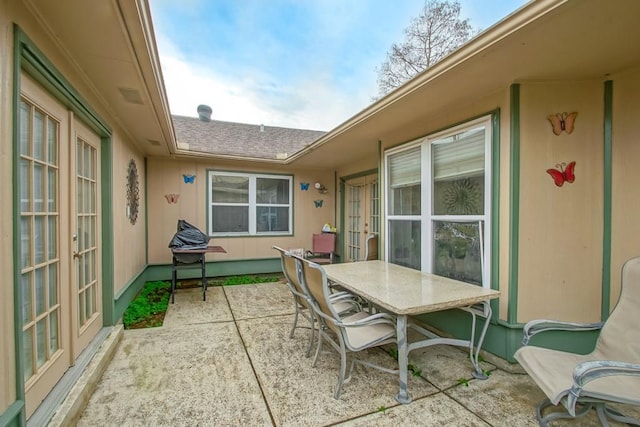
[517,80,604,323]
[610,64,640,309]
[147,157,336,264]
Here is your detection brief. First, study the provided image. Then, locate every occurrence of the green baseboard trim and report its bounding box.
[416,310,599,363]
[0,400,24,427]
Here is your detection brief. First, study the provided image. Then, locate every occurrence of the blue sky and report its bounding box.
[149,0,529,130]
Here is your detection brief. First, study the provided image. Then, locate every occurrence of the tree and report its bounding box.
[375,1,477,98]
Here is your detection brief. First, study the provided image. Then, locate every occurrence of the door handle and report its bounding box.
[73,251,81,259]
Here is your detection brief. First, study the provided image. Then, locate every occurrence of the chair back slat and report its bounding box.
[299,259,339,334]
[595,257,640,363]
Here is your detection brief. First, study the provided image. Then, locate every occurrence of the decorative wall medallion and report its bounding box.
[443,178,481,214]
[547,112,578,135]
[547,161,576,187]
[126,159,140,224]
[165,193,180,204]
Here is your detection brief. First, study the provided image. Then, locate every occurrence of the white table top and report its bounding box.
[323,261,500,315]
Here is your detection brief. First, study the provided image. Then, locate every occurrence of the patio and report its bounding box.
[49,281,638,426]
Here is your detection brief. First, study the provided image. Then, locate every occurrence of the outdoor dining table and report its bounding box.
[170,245,226,303]
[322,260,500,404]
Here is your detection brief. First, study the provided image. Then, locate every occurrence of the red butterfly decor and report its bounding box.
[547,161,576,187]
[164,193,180,204]
[547,112,578,135]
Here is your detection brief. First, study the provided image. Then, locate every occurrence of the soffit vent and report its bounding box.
[118,87,144,105]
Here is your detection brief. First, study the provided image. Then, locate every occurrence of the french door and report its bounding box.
[19,75,102,417]
[343,174,379,262]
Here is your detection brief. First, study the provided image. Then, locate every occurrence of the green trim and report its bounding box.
[12,26,114,421]
[113,268,148,324]
[0,400,24,427]
[490,110,501,319]
[11,25,27,422]
[144,157,149,264]
[602,80,613,320]
[101,137,115,326]
[508,84,521,324]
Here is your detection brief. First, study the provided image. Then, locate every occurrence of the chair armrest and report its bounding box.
[521,319,604,345]
[339,312,396,328]
[566,360,640,416]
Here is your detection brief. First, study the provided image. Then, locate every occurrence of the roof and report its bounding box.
[172,115,326,161]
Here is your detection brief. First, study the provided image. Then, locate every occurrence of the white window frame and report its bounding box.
[208,171,293,236]
[384,115,492,294]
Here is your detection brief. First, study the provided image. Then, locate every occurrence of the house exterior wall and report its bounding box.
[147,157,336,265]
[1,0,149,421]
[517,80,603,323]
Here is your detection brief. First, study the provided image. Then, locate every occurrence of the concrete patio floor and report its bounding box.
[48,281,639,426]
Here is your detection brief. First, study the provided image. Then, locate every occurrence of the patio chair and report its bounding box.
[297,256,398,399]
[514,256,640,426]
[273,246,360,357]
[363,233,378,261]
[307,233,336,264]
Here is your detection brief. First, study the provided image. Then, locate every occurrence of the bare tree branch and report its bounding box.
[375,1,477,99]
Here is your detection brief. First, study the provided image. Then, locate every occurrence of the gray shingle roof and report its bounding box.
[172,115,326,160]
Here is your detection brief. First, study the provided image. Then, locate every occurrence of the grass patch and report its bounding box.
[123,281,171,329]
[123,274,283,329]
[217,274,281,286]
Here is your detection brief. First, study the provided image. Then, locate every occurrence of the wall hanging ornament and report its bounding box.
[183,174,196,184]
[300,182,310,191]
[126,159,140,224]
[547,161,576,187]
[164,193,180,204]
[314,199,323,208]
[547,111,578,135]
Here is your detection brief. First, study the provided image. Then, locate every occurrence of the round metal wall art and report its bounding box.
[126,159,140,224]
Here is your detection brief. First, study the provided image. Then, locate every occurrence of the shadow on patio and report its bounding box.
[49,282,638,426]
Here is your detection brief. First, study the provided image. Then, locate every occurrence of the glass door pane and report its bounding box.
[19,98,61,383]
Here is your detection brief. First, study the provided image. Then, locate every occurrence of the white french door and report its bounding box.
[19,74,102,418]
[344,174,379,261]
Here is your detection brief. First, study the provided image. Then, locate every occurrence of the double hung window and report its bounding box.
[208,171,292,236]
[385,116,492,288]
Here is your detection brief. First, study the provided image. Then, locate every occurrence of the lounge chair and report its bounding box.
[514,257,640,426]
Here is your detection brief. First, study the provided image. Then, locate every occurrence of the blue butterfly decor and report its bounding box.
[183,174,196,184]
[314,200,323,208]
[300,182,310,191]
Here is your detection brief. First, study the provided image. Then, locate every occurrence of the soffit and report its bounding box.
[290,0,640,169]
[24,0,175,156]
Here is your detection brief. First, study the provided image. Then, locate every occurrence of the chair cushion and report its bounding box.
[341,311,395,351]
[514,345,640,406]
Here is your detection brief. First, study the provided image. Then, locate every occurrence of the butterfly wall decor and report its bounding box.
[547,112,578,135]
[183,174,196,184]
[300,182,310,191]
[547,161,576,187]
[164,193,180,204]
[314,199,323,208]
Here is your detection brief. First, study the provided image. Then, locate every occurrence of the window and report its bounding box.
[208,171,292,236]
[385,116,492,289]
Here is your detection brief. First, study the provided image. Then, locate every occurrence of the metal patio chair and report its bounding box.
[307,233,336,264]
[273,246,359,357]
[363,233,378,261]
[514,257,640,426]
[297,256,398,399]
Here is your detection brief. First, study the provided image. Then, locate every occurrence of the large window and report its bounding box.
[208,171,292,236]
[385,116,492,288]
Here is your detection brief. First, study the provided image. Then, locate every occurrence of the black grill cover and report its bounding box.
[168,219,210,250]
